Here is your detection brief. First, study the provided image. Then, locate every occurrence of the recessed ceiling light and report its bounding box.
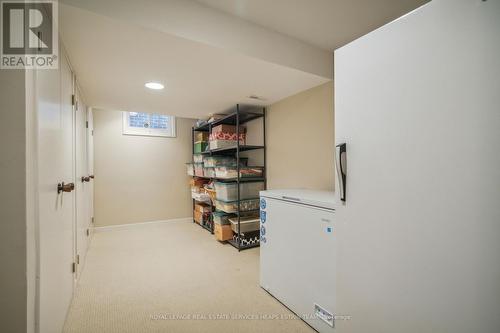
[145,82,164,90]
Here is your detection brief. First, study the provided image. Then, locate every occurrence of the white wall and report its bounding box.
[0,70,27,332]
[266,82,334,190]
[93,109,195,226]
[334,0,500,332]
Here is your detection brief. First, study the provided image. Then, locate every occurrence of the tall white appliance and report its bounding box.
[334,1,500,333]
[260,189,336,333]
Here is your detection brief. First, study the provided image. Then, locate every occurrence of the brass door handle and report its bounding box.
[81,176,90,183]
[57,182,75,193]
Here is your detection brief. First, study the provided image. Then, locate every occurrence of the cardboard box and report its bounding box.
[194,131,209,142]
[194,210,203,224]
[214,223,233,241]
[195,203,211,213]
[212,124,246,134]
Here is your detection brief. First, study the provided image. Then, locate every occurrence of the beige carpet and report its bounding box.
[63,220,314,333]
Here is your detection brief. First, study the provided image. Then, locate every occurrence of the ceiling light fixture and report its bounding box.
[145,82,164,90]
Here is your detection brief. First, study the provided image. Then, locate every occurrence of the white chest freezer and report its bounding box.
[259,189,336,332]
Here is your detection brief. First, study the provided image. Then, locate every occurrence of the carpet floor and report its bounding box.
[63,220,314,333]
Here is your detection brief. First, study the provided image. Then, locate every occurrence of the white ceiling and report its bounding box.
[60,4,330,118]
[196,0,429,50]
[59,0,428,118]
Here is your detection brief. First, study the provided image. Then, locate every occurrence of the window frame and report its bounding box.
[122,112,176,138]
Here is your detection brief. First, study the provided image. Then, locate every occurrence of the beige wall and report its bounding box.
[0,70,28,332]
[266,81,334,190]
[93,109,195,226]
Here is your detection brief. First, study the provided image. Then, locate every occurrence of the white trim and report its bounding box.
[94,217,192,233]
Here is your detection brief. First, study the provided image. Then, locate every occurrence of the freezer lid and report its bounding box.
[260,189,335,210]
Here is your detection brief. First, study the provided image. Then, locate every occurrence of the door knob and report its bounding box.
[57,182,75,194]
[89,175,94,179]
[81,176,90,183]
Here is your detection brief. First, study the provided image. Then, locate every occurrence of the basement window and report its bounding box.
[122,112,176,137]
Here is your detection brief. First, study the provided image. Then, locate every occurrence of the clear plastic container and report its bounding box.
[229,216,260,233]
[215,166,238,179]
[214,198,260,213]
[193,163,204,177]
[203,167,215,178]
[239,167,264,178]
[212,211,235,225]
[203,156,236,167]
[193,154,204,163]
[214,181,264,201]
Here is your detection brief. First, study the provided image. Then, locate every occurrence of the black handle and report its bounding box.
[336,143,347,202]
[81,176,90,183]
[57,182,75,194]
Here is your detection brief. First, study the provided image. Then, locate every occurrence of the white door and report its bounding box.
[260,197,336,333]
[74,85,89,278]
[37,53,76,333]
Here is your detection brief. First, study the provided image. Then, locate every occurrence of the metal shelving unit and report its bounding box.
[190,104,266,251]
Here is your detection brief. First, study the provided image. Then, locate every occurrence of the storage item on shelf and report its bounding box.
[214,181,265,201]
[240,167,264,178]
[194,210,209,224]
[191,191,211,203]
[194,131,209,142]
[229,215,260,233]
[212,124,246,134]
[204,188,216,203]
[194,141,208,153]
[214,166,262,179]
[231,230,260,246]
[203,167,216,178]
[209,132,246,141]
[204,156,236,167]
[193,154,204,163]
[214,223,233,241]
[214,166,237,179]
[195,119,208,128]
[194,163,204,177]
[186,163,194,176]
[189,178,209,187]
[215,198,260,213]
[195,203,211,213]
[209,138,245,150]
[212,211,235,225]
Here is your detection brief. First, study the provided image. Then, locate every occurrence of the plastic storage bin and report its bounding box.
[239,167,264,178]
[203,167,215,178]
[229,216,260,233]
[214,181,264,201]
[214,198,260,213]
[212,211,235,225]
[193,154,204,163]
[204,156,236,167]
[215,166,238,179]
[193,163,204,177]
[194,141,208,153]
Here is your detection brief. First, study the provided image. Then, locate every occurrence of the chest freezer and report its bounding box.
[259,189,336,332]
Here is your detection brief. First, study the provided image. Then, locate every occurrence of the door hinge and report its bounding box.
[76,254,80,264]
[92,217,94,224]
[71,94,76,106]
[72,262,76,273]
[86,121,89,128]
[86,228,90,236]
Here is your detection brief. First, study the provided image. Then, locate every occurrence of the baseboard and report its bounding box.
[94,217,192,233]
